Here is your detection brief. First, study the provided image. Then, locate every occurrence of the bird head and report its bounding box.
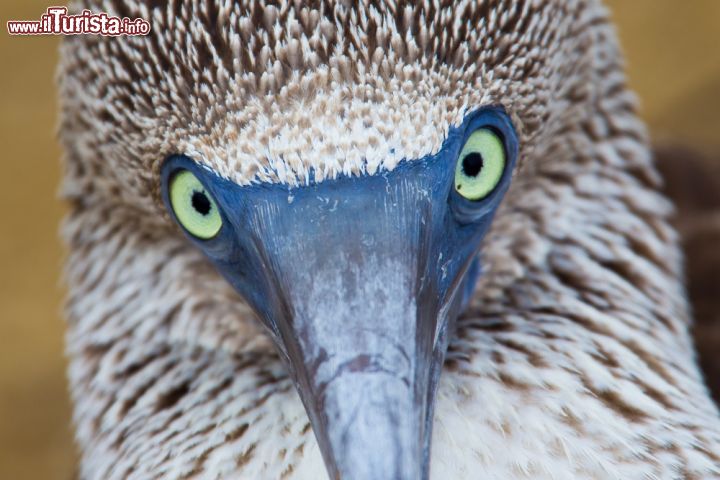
[58,1,640,478]
[158,107,517,478]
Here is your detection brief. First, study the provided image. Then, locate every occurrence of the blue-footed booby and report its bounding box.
[58,1,720,478]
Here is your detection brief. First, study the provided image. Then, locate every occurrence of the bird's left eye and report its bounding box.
[169,169,222,239]
[454,128,506,201]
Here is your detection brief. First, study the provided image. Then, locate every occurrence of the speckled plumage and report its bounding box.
[59,0,720,478]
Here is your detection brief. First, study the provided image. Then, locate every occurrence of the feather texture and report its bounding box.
[59,0,720,478]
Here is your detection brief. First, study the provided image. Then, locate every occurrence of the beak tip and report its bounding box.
[299,369,433,480]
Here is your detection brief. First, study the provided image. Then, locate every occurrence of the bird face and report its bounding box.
[58,2,720,479]
[160,107,517,479]
[59,1,630,478]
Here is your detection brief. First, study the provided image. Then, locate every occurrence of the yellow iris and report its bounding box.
[454,129,506,201]
[169,170,222,239]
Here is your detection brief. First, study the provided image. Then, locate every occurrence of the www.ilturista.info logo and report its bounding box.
[7,7,150,36]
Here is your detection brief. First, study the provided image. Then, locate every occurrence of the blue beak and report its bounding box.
[161,107,517,480]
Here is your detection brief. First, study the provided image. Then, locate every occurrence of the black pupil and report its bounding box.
[191,190,212,216]
[462,152,484,177]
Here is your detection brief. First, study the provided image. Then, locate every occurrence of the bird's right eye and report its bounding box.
[169,169,223,239]
[454,128,506,201]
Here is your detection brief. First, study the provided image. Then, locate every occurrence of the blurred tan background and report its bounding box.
[0,1,718,479]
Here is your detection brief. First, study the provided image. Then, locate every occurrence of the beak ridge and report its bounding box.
[278,260,436,480]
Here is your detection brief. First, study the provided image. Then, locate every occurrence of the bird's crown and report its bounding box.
[60,0,601,199]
